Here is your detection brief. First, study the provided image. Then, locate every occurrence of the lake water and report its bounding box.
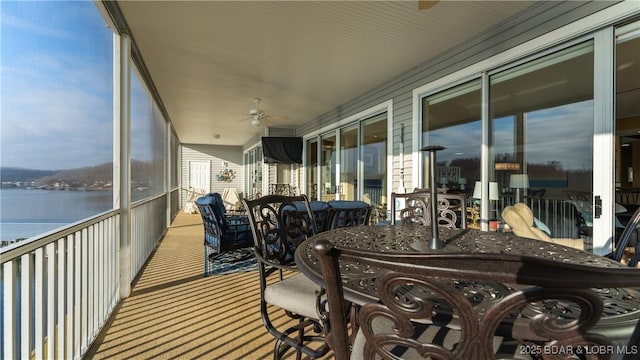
[0,188,113,241]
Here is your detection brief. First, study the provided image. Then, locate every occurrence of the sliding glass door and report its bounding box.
[418,34,626,250]
[308,108,389,214]
[306,138,319,200]
[320,132,337,201]
[490,41,595,243]
[614,20,640,250]
[362,114,388,213]
[421,80,482,196]
[244,146,263,198]
[340,125,358,200]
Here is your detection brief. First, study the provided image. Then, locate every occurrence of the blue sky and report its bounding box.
[1,1,595,173]
[1,1,113,170]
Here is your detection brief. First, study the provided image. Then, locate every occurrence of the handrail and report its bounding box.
[1,193,169,359]
[0,208,120,261]
[1,192,173,262]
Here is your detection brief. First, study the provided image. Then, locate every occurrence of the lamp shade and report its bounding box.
[472,181,482,199]
[489,182,499,201]
[509,174,530,188]
[472,181,500,200]
[458,178,466,185]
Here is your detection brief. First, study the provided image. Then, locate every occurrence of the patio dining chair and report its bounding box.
[314,239,640,360]
[390,191,467,229]
[326,200,373,230]
[608,205,640,267]
[242,194,330,359]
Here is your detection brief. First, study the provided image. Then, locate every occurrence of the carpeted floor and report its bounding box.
[86,212,329,360]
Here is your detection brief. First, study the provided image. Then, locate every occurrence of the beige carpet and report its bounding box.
[86,212,329,360]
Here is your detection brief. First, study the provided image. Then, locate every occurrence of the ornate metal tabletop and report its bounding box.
[295,225,640,341]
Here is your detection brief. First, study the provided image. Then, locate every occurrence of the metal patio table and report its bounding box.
[295,224,640,343]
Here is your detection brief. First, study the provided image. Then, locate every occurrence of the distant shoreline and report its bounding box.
[0,185,112,191]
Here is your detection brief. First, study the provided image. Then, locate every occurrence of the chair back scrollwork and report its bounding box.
[243,194,317,268]
[315,239,640,360]
[391,191,467,229]
[394,193,429,226]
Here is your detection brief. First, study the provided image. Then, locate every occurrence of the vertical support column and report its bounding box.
[593,28,615,255]
[165,123,171,226]
[480,72,491,231]
[114,33,132,297]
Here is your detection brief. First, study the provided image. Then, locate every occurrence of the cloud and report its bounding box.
[526,101,594,169]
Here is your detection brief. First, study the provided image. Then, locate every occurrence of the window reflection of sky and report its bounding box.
[424,121,481,165]
[423,100,593,171]
[526,101,593,170]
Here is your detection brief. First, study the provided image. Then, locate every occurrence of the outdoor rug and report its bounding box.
[205,247,257,276]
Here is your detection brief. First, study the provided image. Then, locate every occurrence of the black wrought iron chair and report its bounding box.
[314,239,640,360]
[326,200,373,230]
[390,191,430,225]
[609,206,640,267]
[242,194,330,359]
[390,191,467,229]
[195,193,253,276]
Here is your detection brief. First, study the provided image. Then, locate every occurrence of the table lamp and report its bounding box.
[489,181,500,220]
[509,174,529,203]
[489,181,499,201]
[458,177,466,191]
[471,181,500,222]
[472,181,482,199]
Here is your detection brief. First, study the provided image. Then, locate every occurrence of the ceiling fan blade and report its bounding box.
[263,114,289,123]
[261,118,273,127]
[418,0,438,10]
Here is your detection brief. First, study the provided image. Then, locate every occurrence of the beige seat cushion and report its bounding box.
[350,320,530,359]
[264,272,322,320]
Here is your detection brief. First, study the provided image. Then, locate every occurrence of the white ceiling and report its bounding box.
[116,1,538,146]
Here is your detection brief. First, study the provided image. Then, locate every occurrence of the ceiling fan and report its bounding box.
[240,98,288,127]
